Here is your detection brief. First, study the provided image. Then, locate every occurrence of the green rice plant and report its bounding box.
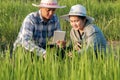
[0,0,120,49]
[0,0,120,80]
[1,45,119,80]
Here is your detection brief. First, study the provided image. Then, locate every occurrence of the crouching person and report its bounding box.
[13,0,66,60]
[61,4,107,58]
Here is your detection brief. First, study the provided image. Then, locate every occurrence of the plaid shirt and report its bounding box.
[13,10,61,55]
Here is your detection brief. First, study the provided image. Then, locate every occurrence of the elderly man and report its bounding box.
[13,0,66,59]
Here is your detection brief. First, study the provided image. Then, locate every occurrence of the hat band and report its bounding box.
[69,12,86,16]
[41,3,57,6]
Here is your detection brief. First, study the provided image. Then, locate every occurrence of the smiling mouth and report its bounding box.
[47,15,52,19]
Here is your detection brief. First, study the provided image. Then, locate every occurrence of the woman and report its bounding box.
[61,4,107,58]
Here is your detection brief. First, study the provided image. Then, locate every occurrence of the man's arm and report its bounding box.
[16,16,46,56]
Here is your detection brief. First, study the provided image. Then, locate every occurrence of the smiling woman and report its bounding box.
[61,4,107,58]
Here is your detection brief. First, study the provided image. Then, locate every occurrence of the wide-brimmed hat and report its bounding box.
[32,0,66,8]
[60,4,94,22]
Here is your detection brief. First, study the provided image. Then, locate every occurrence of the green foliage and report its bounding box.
[0,46,119,80]
[0,1,37,51]
[0,0,120,79]
[0,0,120,49]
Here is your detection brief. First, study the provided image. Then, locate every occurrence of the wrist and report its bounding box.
[43,50,46,55]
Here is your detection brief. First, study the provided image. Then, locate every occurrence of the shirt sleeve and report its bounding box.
[84,25,98,51]
[85,33,97,50]
[21,16,46,56]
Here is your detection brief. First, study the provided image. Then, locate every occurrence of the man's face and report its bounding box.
[40,7,56,21]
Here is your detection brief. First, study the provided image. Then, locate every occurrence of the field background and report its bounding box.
[0,0,120,80]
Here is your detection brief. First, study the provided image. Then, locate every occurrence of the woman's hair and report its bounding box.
[79,16,88,24]
[69,15,87,23]
[78,16,86,20]
[69,15,86,20]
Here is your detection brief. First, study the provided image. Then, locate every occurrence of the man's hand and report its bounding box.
[56,40,66,48]
[43,53,46,60]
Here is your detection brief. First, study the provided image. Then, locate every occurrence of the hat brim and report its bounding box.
[60,14,94,23]
[32,3,66,8]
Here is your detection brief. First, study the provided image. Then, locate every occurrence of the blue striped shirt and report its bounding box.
[13,10,61,55]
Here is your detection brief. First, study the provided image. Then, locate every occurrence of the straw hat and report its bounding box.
[32,0,66,8]
[60,4,94,22]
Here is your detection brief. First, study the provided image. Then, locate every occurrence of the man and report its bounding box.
[13,0,66,59]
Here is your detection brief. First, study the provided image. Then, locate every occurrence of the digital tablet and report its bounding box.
[53,30,66,43]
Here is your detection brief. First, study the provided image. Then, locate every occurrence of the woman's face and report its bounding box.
[69,16,86,30]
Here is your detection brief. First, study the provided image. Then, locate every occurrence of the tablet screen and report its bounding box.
[53,30,66,43]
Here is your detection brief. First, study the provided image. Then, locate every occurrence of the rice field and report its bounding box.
[0,0,120,80]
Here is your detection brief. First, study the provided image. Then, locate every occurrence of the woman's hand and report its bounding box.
[68,51,72,58]
[74,42,82,51]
